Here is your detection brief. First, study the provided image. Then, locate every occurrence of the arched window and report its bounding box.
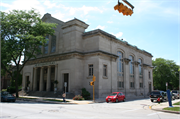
[117,51,123,73]
[138,59,142,75]
[129,55,134,75]
[44,35,49,54]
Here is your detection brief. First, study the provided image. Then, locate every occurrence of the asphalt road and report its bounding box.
[0,99,179,119]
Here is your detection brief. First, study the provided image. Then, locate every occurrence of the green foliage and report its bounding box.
[153,58,179,90]
[173,102,180,105]
[73,95,84,100]
[10,71,22,87]
[163,107,180,111]
[1,89,7,92]
[1,9,57,97]
[81,88,91,100]
[7,86,16,94]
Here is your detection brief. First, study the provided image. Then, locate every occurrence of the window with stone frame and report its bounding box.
[129,55,134,76]
[103,64,107,77]
[138,58,143,76]
[117,51,124,76]
[118,81,124,88]
[130,82,134,88]
[140,82,143,88]
[44,35,49,54]
[51,35,56,53]
[149,71,151,79]
[88,64,93,76]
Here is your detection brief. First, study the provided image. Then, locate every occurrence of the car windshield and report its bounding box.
[151,92,160,95]
[109,93,117,96]
[172,91,177,93]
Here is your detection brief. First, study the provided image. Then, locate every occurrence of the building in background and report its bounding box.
[22,13,153,99]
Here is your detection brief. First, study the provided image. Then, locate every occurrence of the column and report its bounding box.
[33,67,37,91]
[55,64,58,88]
[46,66,51,91]
[134,62,139,96]
[39,67,44,91]
[143,66,148,97]
[123,58,130,96]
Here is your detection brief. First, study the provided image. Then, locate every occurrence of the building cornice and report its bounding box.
[26,50,118,66]
[82,29,153,58]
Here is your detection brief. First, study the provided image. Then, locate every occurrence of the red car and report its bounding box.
[106,92,125,103]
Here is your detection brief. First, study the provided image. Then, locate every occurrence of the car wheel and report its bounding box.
[151,99,153,102]
[116,99,118,103]
[107,101,109,103]
[123,98,125,102]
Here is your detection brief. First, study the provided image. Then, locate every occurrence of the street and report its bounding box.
[0,99,180,119]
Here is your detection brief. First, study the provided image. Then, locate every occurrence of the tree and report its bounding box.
[1,9,57,97]
[152,58,179,90]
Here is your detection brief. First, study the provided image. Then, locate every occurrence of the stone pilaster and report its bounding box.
[39,67,44,91]
[134,61,140,96]
[46,66,51,91]
[123,58,131,96]
[33,67,37,91]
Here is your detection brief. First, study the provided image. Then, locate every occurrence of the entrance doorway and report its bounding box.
[63,73,69,92]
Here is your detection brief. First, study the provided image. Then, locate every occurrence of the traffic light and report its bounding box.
[114,0,134,16]
[92,75,96,82]
[89,81,94,86]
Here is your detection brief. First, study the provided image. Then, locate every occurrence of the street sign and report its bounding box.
[64,82,67,87]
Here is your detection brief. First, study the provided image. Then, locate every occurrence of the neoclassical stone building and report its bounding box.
[22,13,153,99]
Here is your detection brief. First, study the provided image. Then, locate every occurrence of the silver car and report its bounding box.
[171,90,180,99]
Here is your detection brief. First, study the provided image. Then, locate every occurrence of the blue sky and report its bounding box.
[1,0,180,65]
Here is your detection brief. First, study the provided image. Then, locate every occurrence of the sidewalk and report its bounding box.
[150,99,180,114]
[17,95,95,105]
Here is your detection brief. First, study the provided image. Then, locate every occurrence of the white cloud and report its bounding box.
[1,0,46,17]
[96,25,105,30]
[44,0,57,9]
[111,32,123,38]
[107,21,113,23]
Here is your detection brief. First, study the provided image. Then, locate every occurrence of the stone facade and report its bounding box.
[22,13,153,99]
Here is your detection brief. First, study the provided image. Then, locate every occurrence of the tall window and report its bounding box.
[51,35,56,53]
[129,55,134,75]
[44,35,49,54]
[118,81,124,88]
[138,59,142,75]
[149,71,151,79]
[117,51,123,74]
[89,64,93,76]
[103,65,107,77]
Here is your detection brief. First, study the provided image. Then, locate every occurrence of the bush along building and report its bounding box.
[22,13,153,99]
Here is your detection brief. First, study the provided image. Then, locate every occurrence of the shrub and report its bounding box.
[7,86,16,94]
[73,95,84,100]
[81,88,91,100]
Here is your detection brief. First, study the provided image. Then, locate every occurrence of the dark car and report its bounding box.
[164,92,175,101]
[106,92,125,103]
[149,90,165,102]
[1,92,16,102]
[171,90,180,99]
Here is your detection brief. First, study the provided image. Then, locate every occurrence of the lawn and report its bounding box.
[173,102,180,105]
[163,107,180,112]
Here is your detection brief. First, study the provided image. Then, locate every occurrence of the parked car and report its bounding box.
[164,92,175,100]
[171,90,180,99]
[106,92,125,103]
[149,90,165,102]
[1,92,16,102]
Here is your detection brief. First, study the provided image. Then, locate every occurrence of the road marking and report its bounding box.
[147,112,163,116]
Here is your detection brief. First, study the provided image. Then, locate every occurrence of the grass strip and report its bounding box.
[173,102,180,105]
[44,99,69,102]
[163,107,180,112]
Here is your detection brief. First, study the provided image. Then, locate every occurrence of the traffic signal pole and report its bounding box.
[93,84,95,102]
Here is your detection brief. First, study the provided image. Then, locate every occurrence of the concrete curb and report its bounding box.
[150,103,180,114]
